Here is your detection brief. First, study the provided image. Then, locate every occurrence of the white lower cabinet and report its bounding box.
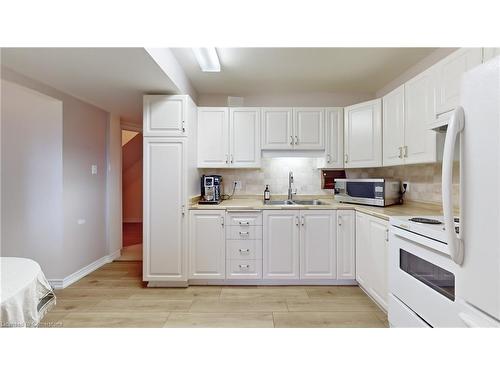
[355,212,389,310]
[336,210,355,279]
[189,210,226,279]
[263,210,300,280]
[143,137,187,283]
[300,211,337,279]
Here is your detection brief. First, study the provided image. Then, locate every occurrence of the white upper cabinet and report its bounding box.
[344,98,382,168]
[404,67,438,165]
[434,48,483,117]
[198,107,261,168]
[483,48,500,62]
[229,108,261,167]
[143,95,187,137]
[382,85,405,166]
[143,137,187,282]
[336,210,355,280]
[261,107,325,151]
[263,210,300,280]
[293,108,325,150]
[197,107,229,168]
[299,211,337,279]
[261,108,294,150]
[317,108,343,169]
[189,210,226,279]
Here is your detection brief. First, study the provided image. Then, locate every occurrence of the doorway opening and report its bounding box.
[118,128,143,261]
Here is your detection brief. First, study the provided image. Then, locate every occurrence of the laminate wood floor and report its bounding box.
[41,261,388,328]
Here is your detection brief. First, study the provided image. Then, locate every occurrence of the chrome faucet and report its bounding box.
[287,171,295,201]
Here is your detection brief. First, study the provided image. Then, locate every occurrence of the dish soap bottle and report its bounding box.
[264,185,271,202]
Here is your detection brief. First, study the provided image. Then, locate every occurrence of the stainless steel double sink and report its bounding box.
[264,199,328,206]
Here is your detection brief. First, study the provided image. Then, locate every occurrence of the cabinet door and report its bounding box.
[318,108,343,168]
[355,212,370,288]
[143,95,186,137]
[261,108,293,150]
[367,216,389,310]
[263,210,300,279]
[300,211,336,279]
[336,210,355,279]
[344,99,382,168]
[483,48,500,62]
[293,108,325,150]
[189,210,225,279]
[143,138,187,282]
[404,68,438,165]
[197,107,229,168]
[229,108,261,168]
[383,85,405,166]
[435,48,483,116]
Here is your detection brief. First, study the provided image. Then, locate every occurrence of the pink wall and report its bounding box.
[122,132,143,222]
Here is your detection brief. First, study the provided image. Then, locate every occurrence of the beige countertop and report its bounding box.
[189,196,446,221]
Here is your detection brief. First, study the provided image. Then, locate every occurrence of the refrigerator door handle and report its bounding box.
[442,106,465,265]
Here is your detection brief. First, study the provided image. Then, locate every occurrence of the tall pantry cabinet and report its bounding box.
[142,95,198,285]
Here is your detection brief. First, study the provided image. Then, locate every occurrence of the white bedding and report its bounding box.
[1,257,56,327]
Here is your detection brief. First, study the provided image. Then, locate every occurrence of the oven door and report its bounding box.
[389,226,461,327]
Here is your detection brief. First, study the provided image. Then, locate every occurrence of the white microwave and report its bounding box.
[334,178,402,207]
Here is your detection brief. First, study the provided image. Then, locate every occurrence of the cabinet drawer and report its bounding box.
[227,225,262,240]
[226,259,262,279]
[226,211,262,226]
[226,240,262,260]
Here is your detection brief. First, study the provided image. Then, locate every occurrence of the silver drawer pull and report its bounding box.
[239,248,250,253]
[239,231,249,235]
[238,264,250,270]
[238,221,250,225]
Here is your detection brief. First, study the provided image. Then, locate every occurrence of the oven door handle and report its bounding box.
[442,106,464,265]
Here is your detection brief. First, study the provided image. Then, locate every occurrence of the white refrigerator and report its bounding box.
[442,56,500,326]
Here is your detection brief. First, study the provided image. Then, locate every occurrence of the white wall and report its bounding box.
[106,113,122,256]
[1,80,64,279]
[197,91,374,107]
[2,67,110,280]
[145,48,198,102]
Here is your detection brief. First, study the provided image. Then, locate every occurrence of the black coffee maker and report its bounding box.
[199,175,222,204]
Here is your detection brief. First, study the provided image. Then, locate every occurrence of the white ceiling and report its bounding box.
[171,47,437,95]
[1,48,179,124]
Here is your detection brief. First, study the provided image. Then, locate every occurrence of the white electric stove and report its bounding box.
[389,216,459,245]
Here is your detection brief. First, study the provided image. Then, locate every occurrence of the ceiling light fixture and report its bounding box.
[192,47,221,72]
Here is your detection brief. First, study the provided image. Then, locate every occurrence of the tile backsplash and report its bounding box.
[201,158,459,207]
[346,162,460,208]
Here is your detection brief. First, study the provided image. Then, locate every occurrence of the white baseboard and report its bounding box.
[187,279,357,286]
[123,218,142,223]
[48,250,121,289]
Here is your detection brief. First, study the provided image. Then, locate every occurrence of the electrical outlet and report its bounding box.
[234,181,242,190]
[402,181,410,193]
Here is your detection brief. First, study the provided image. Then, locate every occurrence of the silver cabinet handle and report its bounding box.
[181,205,186,216]
[239,248,250,253]
[290,136,294,145]
[238,264,250,270]
[295,136,298,145]
[327,154,331,163]
[301,215,305,226]
[295,216,299,226]
[404,146,408,158]
[182,120,186,133]
[385,229,389,242]
[220,217,224,226]
[344,154,348,163]
[398,146,403,159]
[238,221,250,225]
[231,154,234,163]
[225,154,229,164]
[239,231,249,235]
[338,216,342,226]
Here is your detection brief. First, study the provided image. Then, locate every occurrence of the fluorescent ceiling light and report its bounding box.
[192,48,220,72]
